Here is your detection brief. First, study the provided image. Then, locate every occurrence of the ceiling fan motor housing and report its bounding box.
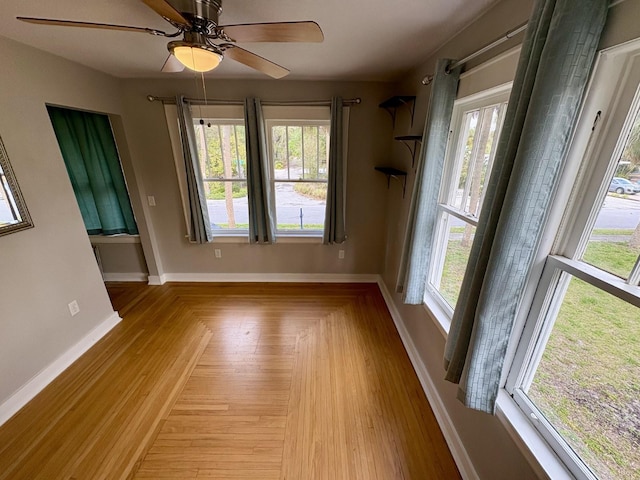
[169,0,222,31]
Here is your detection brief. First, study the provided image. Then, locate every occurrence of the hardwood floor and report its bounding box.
[0,283,460,480]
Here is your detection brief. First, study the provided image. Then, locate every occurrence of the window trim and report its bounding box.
[196,117,250,235]
[424,83,512,323]
[264,115,331,237]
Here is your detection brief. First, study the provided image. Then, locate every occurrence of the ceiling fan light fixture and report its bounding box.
[169,42,223,72]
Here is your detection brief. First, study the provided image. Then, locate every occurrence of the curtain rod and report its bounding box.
[146,95,361,106]
[421,21,528,86]
[421,0,630,86]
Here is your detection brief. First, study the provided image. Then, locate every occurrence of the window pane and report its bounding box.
[205,180,248,230]
[527,276,640,480]
[302,125,329,180]
[452,103,506,216]
[194,122,246,180]
[274,181,326,231]
[272,125,289,180]
[584,110,640,279]
[430,212,476,308]
[271,124,329,181]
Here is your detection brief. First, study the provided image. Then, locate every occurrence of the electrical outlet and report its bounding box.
[214,249,222,258]
[68,300,80,317]
[147,195,156,206]
[338,249,345,259]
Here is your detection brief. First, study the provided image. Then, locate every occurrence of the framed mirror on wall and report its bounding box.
[0,135,33,236]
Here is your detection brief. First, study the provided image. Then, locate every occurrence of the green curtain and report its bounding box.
[48,107,138,235]
[443,0,608,414]
[397,59,462,302]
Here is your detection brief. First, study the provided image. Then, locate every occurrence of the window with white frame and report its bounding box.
[506,44,640,480]
[264,106,331,234]
[192,105,249,233]
[426,86,510,312]
[165,103,342,239]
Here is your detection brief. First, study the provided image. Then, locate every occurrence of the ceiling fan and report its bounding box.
[17,0,324,79]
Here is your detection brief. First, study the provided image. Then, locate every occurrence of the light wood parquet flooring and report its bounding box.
[0,283,460,480]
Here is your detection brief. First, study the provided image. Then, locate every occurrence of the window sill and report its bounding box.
[209,235,323,244]
[422,291,452,339]
[277,234,322,244]
[496,390,573,480]
[89,234,141,245]
[211,235,249,244]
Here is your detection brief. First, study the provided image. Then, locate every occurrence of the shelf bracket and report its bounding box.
[394,135,422,168]
[375,167,408,199]
[378,96,417,128]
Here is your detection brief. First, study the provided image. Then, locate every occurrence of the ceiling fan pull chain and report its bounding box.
[201,73,212,127]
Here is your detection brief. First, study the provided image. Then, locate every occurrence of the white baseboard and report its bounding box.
[147,274,166,286]
[0,311,122,427]
[376,277,479,480]
[163,273,380,283]
[103,272,148,282]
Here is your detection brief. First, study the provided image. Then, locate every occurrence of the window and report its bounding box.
[264,106,331,235]
[166,103,342,240]
[426,86,509,312]
[506,45,640,480]
[192,110,248,233]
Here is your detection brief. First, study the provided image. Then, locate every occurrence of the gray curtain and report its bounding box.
[323,97,347,244]
[397,59,462,303]
[244,97,276,244]
[176,95,213,243]
[444,0,608,414]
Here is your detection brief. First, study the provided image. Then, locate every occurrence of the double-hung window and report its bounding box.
[264,106,331,235]
[426,85,510,314]
[506,42,640,480]
[191,106,248,234]
[167,103,339,240]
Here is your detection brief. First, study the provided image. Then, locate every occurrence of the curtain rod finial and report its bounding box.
[147,95,157,102]
[422,75,433,86]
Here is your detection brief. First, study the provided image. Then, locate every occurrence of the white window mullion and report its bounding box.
[438,203,479,227]
[549,255,640,306]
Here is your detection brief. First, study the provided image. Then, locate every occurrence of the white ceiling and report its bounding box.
[1,0,499,81]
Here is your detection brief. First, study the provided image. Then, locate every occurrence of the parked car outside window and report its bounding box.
[608,177,639,194]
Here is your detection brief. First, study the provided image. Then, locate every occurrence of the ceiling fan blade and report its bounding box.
[224,46,289,79]
[17,16,167,35]
[141,0,190,27]
[219,21,324,43]
[161,54,185,73]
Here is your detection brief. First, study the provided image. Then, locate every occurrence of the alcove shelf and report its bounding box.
[394,135,422,168]
[379,96,416,127]
[375,166,407,198]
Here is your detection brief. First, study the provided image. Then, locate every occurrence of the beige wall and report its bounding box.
[120,78,394,276]
[0,37,124,404]
[92,242,148,276]
[381,0,640,478]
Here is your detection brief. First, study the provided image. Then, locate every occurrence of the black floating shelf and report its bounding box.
[394,135,422,168]
[394,135,422,141]
[379,96,417,128]
[375,167,408,198]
